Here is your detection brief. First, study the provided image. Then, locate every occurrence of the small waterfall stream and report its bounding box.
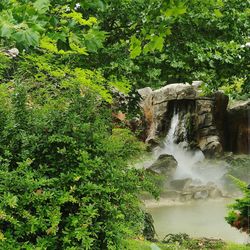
[154,106,205,181]
[154,104,226,186]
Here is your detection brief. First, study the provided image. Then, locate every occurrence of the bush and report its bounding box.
[225,176,250,234]
[0,52,11,81]
[0,84,156,249]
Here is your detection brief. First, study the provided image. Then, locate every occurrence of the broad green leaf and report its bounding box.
[83,29,107,52]
[214,9,223,17]
[174,7,187,15]
[165,28,172,36]
[40,36,58,52]
[33,0,50,14]
[31,23,45,33]
[69,32,88,54]
[164,9,173,17]
[0,23,12,38]
[0,11,14,38]
[13,28,40,47]
[153,36,164,51]
[216,0,224,7]
[143,35,164,54]
[130,35,142,59]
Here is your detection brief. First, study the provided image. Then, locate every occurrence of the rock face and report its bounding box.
[226,100,250,154]
[139,84,197,144]
[147,154,178,177]
[170,178,192,190]
[161,179,224,201]
[139,84,229,157]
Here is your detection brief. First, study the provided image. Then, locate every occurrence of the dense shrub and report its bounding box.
[225,177,250,234]
[0,85,157,249]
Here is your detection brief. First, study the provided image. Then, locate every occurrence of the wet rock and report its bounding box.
[161,190,181,199]
[213,91,229,149]
[198,136,223,157]
[170,178,192,190]
[147,154,177,177]
[209,187,223,198]
[195,97,224,157]
[180,192,193,202]
[194,190,209,199]
[138,84,197,143]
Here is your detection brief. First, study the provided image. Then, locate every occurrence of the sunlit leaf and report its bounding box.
[130,35,142,59]
[33,0,50,14]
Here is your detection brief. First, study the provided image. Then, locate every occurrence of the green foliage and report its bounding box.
[123,237,250,250]
[90,0,249,99]
[0,51,11,81]
[225,155,250,182]
[219,77,245,99]
[0,0,106,51]
[1,0,250,100]
[143,213,156,241]
[0,85,157,249]
[0,0,249,116]
[225,176,250,234]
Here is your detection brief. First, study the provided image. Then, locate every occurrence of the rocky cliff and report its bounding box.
[138,83,249,157]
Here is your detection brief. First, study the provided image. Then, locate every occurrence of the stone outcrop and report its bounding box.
[138,83,229,157]
[226,100,250,154]
[138,84,197,144]
[170,178,192,190]
[147,154,178,177]
[138,83,250,156]
[160,180,224,201]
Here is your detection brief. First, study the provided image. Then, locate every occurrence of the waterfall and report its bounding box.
[154,103,226,184]
[155,106,204,180]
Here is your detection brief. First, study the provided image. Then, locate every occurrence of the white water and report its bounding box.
[153,108,227,186]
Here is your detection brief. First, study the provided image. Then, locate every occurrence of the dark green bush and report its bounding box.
[0,85,156,249]
[225,177,250,235]
[0,52,11,81]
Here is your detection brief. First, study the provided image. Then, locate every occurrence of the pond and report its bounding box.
[146,198,250,244]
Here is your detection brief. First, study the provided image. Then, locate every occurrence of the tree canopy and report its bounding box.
[0,0,249,101]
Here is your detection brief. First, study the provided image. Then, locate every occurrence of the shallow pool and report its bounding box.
[146,199,249,244]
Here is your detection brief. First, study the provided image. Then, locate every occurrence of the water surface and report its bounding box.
[147,199,249,244]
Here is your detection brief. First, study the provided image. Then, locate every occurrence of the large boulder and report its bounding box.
[147,154,177,177]
[152,83,197,104]
[170,178,192,190]
[198,135,222,157]
[138,87,155,141]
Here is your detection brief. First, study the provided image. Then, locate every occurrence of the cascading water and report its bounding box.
[154,103,227,185]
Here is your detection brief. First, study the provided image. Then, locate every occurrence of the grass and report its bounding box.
[221,243,250,250]
[123,239,250,250]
